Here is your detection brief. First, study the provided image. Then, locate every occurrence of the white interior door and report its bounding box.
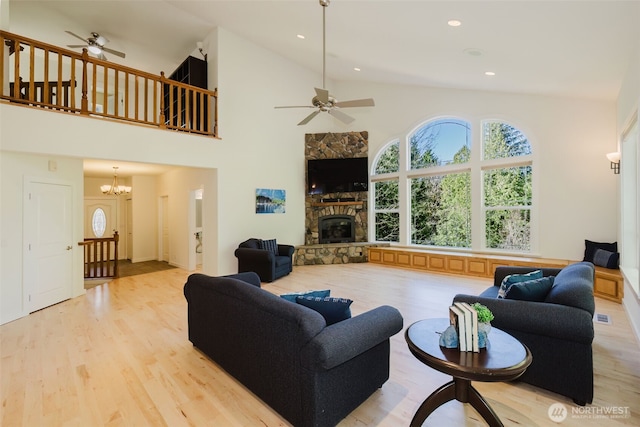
[161,196,169,262]
[126,198,133,260]
[24,180,73,313]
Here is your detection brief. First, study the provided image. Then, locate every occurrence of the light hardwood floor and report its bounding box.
[1,263,639,426]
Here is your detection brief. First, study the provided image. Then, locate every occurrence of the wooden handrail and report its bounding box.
[79,231,120,279]
[1,30,218,137]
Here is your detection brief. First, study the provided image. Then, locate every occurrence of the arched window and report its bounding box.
[371,118,534,253]
[410,119,470,168]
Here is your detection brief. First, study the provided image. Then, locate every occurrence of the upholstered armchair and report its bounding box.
[234,238,294,282]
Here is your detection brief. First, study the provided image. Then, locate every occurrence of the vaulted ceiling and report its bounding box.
[9,0,640,103]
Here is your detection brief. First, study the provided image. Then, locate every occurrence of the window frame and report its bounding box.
[370,117,537,255]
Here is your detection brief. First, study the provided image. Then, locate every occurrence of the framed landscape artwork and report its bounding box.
[256,188,286,214]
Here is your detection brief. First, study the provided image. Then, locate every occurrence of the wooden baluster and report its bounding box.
[81,49,89,114]
[159,72,166,128]
[114,69,119,117]
[114,231,120,278]
[124,72,129,119]
[103,64,108,115]
[12,39,20,99]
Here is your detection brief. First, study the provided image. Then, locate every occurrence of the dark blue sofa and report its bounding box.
[454,262,595,405]
[183,272,404,427]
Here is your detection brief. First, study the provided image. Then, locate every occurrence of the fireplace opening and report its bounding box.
[319,215,355,244]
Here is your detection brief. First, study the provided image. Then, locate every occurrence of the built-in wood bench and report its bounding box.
[368,247,623,303]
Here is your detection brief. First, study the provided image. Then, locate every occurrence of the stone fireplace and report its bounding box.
[304,131,369,245]
[295,131,388,265]
[319,215,355,244]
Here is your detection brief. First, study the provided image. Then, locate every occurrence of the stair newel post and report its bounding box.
[113,231,119,278]
[159,71,166,128]
[80,48,89,115]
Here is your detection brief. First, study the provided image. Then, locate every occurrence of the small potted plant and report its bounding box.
[472,302,494,334]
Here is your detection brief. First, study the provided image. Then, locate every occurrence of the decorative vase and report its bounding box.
[479,322,492,335]
[439,325,459,349]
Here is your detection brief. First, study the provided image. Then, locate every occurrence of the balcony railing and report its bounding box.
[0,31,218,137]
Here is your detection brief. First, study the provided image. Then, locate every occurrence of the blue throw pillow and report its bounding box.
[504,276,555,302]
[296,296,353,325]
[280,289,330,302]
[592,248,619,269]
[259,238,278,255]
[498,270,543,298]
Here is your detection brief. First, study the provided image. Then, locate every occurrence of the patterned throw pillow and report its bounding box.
[259,238,278,255]
[280,289,330,302]
[295,296,353,325]
[498,270,543,298]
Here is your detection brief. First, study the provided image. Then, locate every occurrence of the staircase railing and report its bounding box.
[79,231,120,279]
[0,30,218,137]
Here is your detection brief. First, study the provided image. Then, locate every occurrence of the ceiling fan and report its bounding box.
[65,31,126,61]
[275,0,374,126]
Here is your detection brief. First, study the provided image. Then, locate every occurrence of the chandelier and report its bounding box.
[100,167,131,195]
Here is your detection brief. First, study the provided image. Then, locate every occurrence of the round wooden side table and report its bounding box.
[405,318,532,427]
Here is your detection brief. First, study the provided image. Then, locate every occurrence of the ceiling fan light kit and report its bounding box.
[65,30,126,61]
[275,0,374,125]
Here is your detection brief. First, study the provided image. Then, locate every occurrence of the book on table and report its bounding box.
[454,302,479,353]
[458,302,479,352]
[449,304,467,352]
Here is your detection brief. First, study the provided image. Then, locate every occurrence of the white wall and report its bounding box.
[130,175,157,263]
[616,39,640,341]
[0,152,85,323]
[156,167,217,270]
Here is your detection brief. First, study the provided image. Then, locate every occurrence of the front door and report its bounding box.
[24,180,73,312]
[84,198,118,260]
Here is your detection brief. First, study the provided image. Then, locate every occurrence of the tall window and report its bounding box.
[371,118,533,254]
[409,119,471,246]
[621,115,639,296]
[482,122,532,251]
[373,141,400,242]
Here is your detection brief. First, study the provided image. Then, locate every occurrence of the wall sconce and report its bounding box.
[196,41,207,61]
[606,151,620,174]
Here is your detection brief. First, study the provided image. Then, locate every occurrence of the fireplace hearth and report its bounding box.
[319,215,355,244]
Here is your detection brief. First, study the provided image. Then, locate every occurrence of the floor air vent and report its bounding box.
[593,313,612,325]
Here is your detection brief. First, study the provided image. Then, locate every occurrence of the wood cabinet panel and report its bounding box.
[467,258,488,276]
[411,253,428,269]
[368,247,621,304]
[447,257,465,274]
[594,268,624,303]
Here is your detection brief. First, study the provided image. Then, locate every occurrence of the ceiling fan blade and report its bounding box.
[298,110,321,126]
[314,87,329,104]
[102,46,126,58]
[328,109,355,124]
[98,52,108,61]
[67,44,87,48]
[274,105,315,109]
[335,98,375,108]
[65,30,88,43]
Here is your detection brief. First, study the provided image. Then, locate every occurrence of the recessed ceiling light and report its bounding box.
[297,34,305,39]
[448,20,462,27]
[485,71,496,76]
[464,48,483,57]
[353,67,361,72]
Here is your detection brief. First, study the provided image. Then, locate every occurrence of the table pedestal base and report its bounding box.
[410,377,503,427]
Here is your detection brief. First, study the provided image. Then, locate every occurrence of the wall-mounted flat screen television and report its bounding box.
[307,157,369,195]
